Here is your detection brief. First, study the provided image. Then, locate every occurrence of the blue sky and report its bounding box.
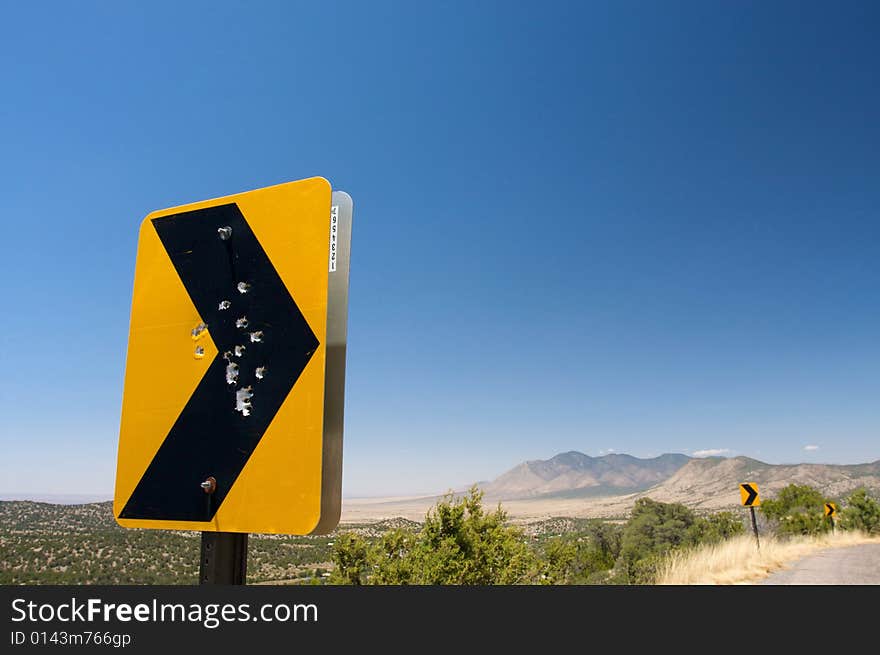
[1,2,878,498]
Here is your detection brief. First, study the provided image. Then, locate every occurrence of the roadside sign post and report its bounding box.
[113,178,353,585]
[749,506,760,550]
[739,483,761,550]
[200,532,248,585]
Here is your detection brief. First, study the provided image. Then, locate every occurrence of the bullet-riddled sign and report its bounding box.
[739,483,760,507]
[114,177,352,535]
[824,502,837,517]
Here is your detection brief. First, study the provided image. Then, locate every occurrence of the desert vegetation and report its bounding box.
[1,501,371,584]
[329,488,748,584]
[2,484,877,585]
[655,530,876,584]
[654,484,880,584]
[328,484,879,585]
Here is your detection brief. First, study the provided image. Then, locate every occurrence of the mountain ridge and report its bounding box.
[641,455,880,510]
[478,451,880,503]
[479,451,691,500]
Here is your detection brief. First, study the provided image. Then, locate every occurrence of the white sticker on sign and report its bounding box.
[328,205,339,273]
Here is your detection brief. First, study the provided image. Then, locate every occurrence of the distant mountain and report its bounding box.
[478,451,880,506]
[479,451,691,500]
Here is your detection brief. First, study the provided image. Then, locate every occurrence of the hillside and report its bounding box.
[0,500,593,584]
[0,500,417,585]
[475,451,880,507]
[631,456,880,510]
[479,452,691,499]
[4,457,880,584]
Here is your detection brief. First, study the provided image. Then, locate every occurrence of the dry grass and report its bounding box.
[656,531,880,585]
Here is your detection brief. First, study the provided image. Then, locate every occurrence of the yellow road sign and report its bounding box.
[740,483,760,507]
[824,502,837,517]
[113,177,351,535]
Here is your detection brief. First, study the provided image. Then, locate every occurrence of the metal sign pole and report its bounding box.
[200,532,248,585]
[749,506,760,550]
[198,476,247,584]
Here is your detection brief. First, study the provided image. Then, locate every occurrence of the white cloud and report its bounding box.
[804,444,820,451]
[599,448,616,455]
[693,448,732,457]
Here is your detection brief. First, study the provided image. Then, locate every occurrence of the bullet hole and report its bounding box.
[194,346,205,359]
[222,351,233,360]
[218,300,231,310]
[225,361,239,385]
[218,226,232,240]
[234,345,246,357]
[237,282,251,294]
[191,322,208,340]
[249,331,263,343]
[235,386,253,416]
[255,366,266,380]
[235,316,248,329]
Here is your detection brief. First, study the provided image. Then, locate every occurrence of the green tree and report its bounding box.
[617,498,698,584]
[327,532,370,585]
[537,536,578,584]
[686,511,745,544]
[760,484,830,537]
[369,529,415,584]
[840,488,880,534]
[329,487,538,585]
[538,520,622,584]
[408,487,537,584]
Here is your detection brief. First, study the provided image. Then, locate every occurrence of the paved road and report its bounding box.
[762,543,880,585]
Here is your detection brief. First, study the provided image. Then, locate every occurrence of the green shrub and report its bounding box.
[617,498,698,583]
[840,488,880,534]
[329,487,538,585]
[760,484,831,537]
[687,511,745,544]
[537,521,621,584]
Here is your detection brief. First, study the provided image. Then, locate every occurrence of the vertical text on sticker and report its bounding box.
[328,205,339,273]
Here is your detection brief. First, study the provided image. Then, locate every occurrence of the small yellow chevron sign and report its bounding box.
[739,482,760,507]
[824,502,837,517]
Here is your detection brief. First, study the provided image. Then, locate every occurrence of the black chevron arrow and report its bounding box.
[120,203,319,522]
[825,503,835,516]
[741,484,758,507]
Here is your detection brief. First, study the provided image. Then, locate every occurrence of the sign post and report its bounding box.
[113,177,353,584]
[200,532,248,585]
[739,483,761,550]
